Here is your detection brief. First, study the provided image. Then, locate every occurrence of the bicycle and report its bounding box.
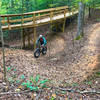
[34,45,47,58]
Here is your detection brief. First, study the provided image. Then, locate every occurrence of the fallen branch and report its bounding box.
[0,90,31,95]
[0,87,100,96]
[36,90,42,100]
[56,87,100,94]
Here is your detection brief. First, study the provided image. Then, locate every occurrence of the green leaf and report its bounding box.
[29,86,39,91]
[26,80,32,85]
[72,83,78,87]
[21,82,27,86]
[38,79,49,85]
[35,75,40,83]
[16,80,20,83]
[51,96,55,100]
[75,35,82,40]
[84,81,92,85]
[20,75,25,79]
[7,67,11,71]
[30,77,35,83]
[29,86,34,90]
[60,91,66,94]
[21,80,32,87]
[41,84,47,88]
[13,69,17,71]
[87,81,92,85]
[8,77,14,83]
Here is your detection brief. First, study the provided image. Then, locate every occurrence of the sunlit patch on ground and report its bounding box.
[49,37,65,55]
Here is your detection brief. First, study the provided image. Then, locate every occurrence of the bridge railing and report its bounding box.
[1,6,68,30]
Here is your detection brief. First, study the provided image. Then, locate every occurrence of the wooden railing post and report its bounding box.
[50,11,53,23]
[38,13,40,21]
[50,11,53,32]
[33,13,36,49]
[7,17,11,30]
[2,17,5,24]
[21,15,25,48]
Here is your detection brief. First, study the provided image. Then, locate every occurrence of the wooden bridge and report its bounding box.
[0,6,78,48]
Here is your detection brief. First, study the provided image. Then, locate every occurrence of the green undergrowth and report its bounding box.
[6,66,100,94]
[74,34,83,40]
[21,75,50,91]
[97,18,100,22]
[6,66,50,92]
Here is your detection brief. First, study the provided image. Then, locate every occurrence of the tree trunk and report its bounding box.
[88,7,91,18]
[76,1,84,37]
[0,16,6,81]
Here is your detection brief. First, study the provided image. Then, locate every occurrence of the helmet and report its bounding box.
[39,35,42,38]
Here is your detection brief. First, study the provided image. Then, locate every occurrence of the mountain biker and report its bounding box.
[36,35,47,47]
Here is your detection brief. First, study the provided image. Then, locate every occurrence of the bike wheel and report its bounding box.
[42,47,47,55]
[34,48,40,58]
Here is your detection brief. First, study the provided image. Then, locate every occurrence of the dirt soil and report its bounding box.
[0,19,100,99]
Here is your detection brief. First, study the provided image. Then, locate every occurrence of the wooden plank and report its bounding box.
[36,13,49,20]
[1,17,33,24]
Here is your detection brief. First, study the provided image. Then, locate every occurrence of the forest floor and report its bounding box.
[0,18,100,99]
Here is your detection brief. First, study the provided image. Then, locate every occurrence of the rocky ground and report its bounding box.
[0,17,100,99]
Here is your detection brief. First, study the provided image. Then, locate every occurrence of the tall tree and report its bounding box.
[0,16,6,81]
[76,1,84,37]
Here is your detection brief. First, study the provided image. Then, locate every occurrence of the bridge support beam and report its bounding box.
[33,27,36,49]
[62,19,66,32]
[22,29,25,48]
[63,9,67,33]
[28,34,31,47]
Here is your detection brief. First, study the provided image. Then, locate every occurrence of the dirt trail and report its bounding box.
[69,23,100,82]
[0,22,100,86]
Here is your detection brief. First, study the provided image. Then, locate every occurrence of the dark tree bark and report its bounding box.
[88,7,91,18]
